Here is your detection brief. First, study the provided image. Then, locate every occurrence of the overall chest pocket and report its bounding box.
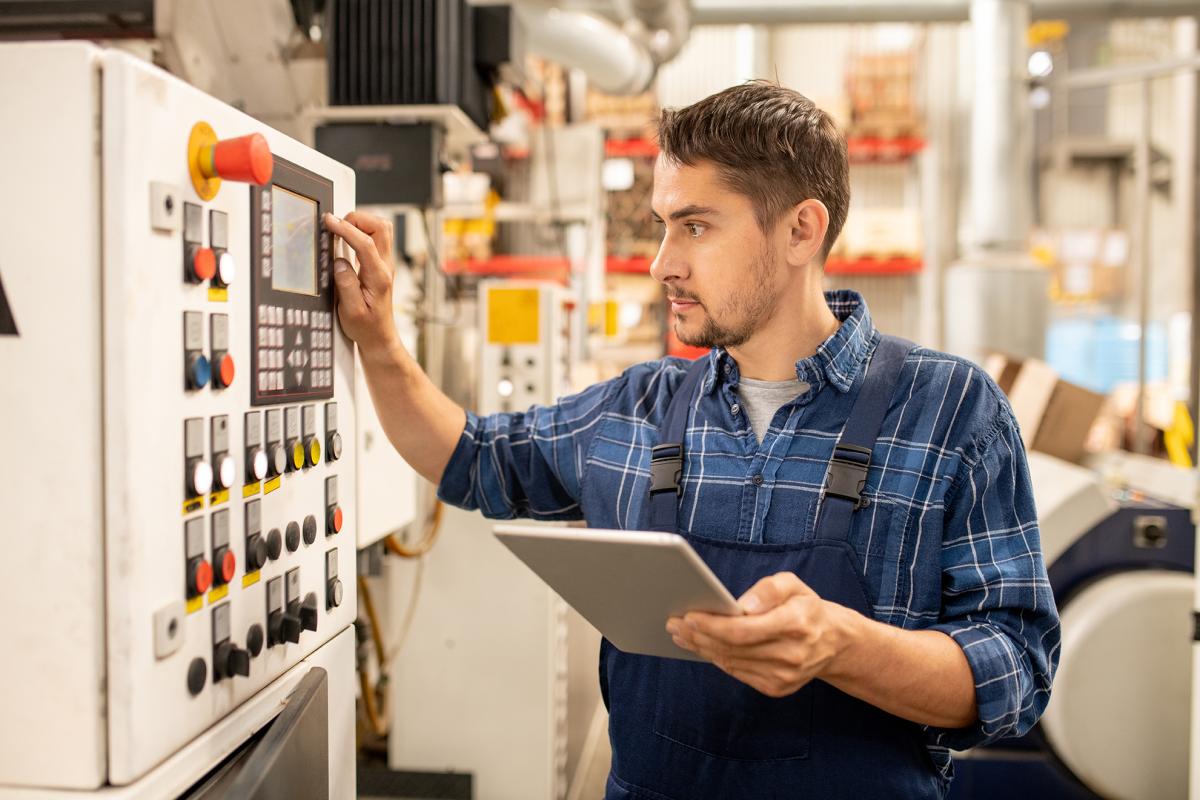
[652,658,813,761]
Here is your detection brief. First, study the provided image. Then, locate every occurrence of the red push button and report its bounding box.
[211,134,273,185]
[189,558,213,597]
[220,549,236,584]
[192,248,216,282]
[327,505,343,535]
[216,354,236,388]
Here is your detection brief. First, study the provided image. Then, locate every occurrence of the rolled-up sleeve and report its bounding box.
[926,414,1060,750]
[436,378,617,521]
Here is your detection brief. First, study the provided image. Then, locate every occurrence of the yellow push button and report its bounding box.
[306,438,321,467]
[291,441,305,471]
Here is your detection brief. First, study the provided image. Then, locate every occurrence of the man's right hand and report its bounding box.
[323,211,404,361]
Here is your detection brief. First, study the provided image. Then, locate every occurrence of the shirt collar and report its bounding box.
[702,290,876,395]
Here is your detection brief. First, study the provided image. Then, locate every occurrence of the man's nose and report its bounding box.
[649,236,686,285]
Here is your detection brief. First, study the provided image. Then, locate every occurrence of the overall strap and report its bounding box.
[647,358,709,533]
[814,334,915,541]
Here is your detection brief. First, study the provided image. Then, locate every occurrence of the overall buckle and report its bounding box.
[650,443,683,496]
[826,444,871,510]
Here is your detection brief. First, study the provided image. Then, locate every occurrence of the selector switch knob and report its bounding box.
[187,458,213,498]
[187,557,213,598]
[299,593,319,632]
[326,505,343,536]
[214,353,236,389]
[246,623,265,657]
[187,657,207,696]
[214,453,236,490]
[246,535,268,572]
[268,609,302,646]
[326,430,342,462]
[267,444,287,477]
[186,353,212,390]
[302,515,317,546]
[285,521,301,553]
[214,640,251,680]
[266,528,283,561]
[248,447,268,482]
[213,546,236,586]
[327,578,343,610]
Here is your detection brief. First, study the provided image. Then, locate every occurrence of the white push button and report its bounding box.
[189,460,213,497]
[216,454,236,490]
[216,252,236,286]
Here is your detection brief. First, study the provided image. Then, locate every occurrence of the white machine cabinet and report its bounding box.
[0,42,358,796]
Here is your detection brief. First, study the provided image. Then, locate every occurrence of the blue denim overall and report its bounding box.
[601,336,947,799]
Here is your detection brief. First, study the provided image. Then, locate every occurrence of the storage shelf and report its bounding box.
[825,256,922,275]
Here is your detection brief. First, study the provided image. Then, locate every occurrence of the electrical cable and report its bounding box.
[357,574,392,738]
[384,499,444,558]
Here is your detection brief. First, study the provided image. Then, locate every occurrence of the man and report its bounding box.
[324,81,1058,799]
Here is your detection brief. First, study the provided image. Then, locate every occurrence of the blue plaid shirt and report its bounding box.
[439,290,1059,780]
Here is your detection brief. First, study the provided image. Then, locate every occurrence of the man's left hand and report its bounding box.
[666,572,854,698]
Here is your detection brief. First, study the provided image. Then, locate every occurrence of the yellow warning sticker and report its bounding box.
[207,287,228,303]
[207,584,229,604]
[208,489,230,506]
[242,482,261,498]
[605,300,619,338]
[186,596,204,615]
[264,476,282,495]
[242,570,261,589]
[182,497,204,516]
[486,287,540,345]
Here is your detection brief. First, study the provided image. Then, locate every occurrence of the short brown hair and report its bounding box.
[656,81,850,261]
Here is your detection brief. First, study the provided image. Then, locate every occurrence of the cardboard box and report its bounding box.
[986,353,1108,464]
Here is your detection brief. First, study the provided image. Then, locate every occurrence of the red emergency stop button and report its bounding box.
[191,248,216,282]
[206,134,272,185]
[188,558,213,597]
[327,505,343,536]
[216,353,236,388]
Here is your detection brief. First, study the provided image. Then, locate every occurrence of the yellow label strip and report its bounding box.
[207,287,229,303]
[242,570,261,589]
[243,482,262,498]
[186,596,204,615]
[264,476,282,495]
[208,489,230,506]
[207,584,229,604]
[182,497,204,516]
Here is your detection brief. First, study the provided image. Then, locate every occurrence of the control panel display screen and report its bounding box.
[271,187,318,297]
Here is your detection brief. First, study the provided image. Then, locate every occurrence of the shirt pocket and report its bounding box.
[853,493,916,615]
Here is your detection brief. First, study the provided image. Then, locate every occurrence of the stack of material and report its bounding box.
[1033,228,1130,303]
[830,207,923,262]
[586,89,659,134]
[845,52,922,139]
[606,155,660,259]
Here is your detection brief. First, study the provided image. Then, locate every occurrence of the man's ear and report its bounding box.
[787,199,830,267]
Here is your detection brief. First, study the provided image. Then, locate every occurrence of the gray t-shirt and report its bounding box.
[738,376,810,442]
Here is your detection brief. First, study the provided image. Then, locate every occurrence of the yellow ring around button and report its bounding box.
[308,440,321,466]
[292,441,305,470]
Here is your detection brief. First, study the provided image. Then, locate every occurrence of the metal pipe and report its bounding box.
[690,0,1200,25]
[1135,78,1153,454]
[518,4,657,94]
[968,0,1032,254]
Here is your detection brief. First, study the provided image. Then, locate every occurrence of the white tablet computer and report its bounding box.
[493,523,744,662]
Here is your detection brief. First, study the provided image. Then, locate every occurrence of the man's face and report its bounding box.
[649,158,786,349]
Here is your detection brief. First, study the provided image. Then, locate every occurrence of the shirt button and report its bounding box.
[730,403,740,415]
[752,474,764,486]
[723,363,732,374]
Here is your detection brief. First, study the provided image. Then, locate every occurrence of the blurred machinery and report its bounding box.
[949,451,1195,800]
[0,42,360,797]
[478,280,576,414]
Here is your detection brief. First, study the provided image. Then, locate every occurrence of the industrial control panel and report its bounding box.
[478,280,575,414]
[0,43,357,794]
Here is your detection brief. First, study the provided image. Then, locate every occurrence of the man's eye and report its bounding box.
[685,223,703,238]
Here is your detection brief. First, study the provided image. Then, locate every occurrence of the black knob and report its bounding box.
[266,528,283,560]
[246,624,265,657]
[213,641,250,680]
[327,578,343,610]
[327,430,343,462]
[302,515,317,546]
[268,609,302,646]
[187,657,207,696]
[246,535,268,572]
[268,444,287,477]
[285,521,301,552]
[299,592,319,632]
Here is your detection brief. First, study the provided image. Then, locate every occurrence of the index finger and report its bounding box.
[684,601,798,648]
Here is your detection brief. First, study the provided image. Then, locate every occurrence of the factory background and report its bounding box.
[2,1,1200,798]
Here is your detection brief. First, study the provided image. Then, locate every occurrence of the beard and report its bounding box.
[672,245,781,349]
